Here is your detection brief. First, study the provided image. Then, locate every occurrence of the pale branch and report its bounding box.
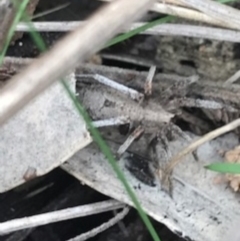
[16,21,240,43]
[0,200,124,235]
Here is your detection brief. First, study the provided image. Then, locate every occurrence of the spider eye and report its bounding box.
[118,123,130,135]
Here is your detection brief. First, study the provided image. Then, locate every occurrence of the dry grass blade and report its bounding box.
[67,206,130,241]
[0,0,156,126]
[179,0,240,29]
[31,2,70,20]
[163,118,240,178]
[97,0,240,30]
[0,200,124,235]
[153,3,240,30]
[117,126,144,157]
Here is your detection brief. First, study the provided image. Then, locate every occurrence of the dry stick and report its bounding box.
[31,2,70,20]
[0,0,156,126]
[0,200,124,235]
[163,118,240,176]
[16,22,240,43]
[77,74,144,101]
[117,126,144,157]
[93,117,130,128]
[4,184,89,241]
[137,24,240,42]
[176,98,237,112]
[144,66,156,96]
[67,206,130,241]
[97,0,238,29]
[224,69,240,85]
[179,0,240,30]
[113,209,129,237]
[101,53,154,68]
[16,21,83,31]
[0,0,16,50]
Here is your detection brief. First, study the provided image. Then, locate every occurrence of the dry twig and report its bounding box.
[144,66,156,96]
[224,70,240,85]
[16,21,240,42]
[93,117,129,128]
[133,23,240,42]
[77,74,144,101]
[31,2,70,20]
[0,0,155,126]
[163,118,240,178]
[0,200,124,235]
[117,126,144,157]
[67,206,130,241]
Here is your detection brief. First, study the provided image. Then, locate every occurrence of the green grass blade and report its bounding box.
[0,0,30,65]
[22,14,47,51]
[205,163,240,174]
[105,15,175,48]
[218,0,237,3]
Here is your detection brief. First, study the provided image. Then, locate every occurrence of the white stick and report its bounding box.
[16,21,82,32]
[101,53,153,67]
[92,117,129,128]
[224,69,240,85]
[77,74,144,101]
[177,98,237,112]
[0,200,124,235]
[16,21,240,43]
[145,66,156,96]
[117,126,144,156]
[165,118,240,174]
[67,206,130,241]
[134,24,240,43]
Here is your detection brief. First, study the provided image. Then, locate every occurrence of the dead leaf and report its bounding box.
[62,132,240,241]
[0,62,91,192]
